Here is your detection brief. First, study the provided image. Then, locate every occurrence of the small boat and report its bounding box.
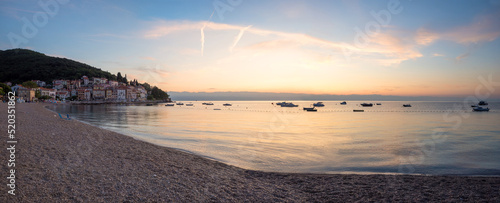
[146,103,154,106]
[313,102,325,107]
[276,101,287,105]
[165,103,175,106]
[303,107,315,111]
[223,103,232,106]
[473,107,489,112]
[471,105,478,107]
[202,102,214,105]
[176,102,184,105]
[376,103,382,105]
[340,101,347,105]
[213,108,221,110]
[186,103,193,106]
[280,102,298,107]
[360,103,373,107]
[478,101,488,106]
[305,108,317,112]
[403,104,412,107]
[353,109,364,112]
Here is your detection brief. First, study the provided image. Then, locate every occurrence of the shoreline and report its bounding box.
[1,103,499,202]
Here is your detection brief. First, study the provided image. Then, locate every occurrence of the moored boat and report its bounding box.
[202,102,214,105]
[303,107,315,111]
[360,103,373,107]
[186,103,193,106]
[403,104,412,107]
[478,101,488,106]
[313,102,325,107]
[165,103,175,106]
[280,102,298,107]
[340,101,347,105]
[223,103,232,106]
[473,107,489,112]
[353,109,364,112]
[176,102,184,105]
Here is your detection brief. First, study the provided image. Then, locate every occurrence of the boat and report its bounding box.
[165,103,175,106]
[313,102,325,107]
[176,102,184,105]
[353,109,364,112]
[305,108,317,112]
[478,101,488,106]
[280,102,298,107]
[403,104,412,107]
[213,108,221,110]
[202,102,214,105]
[376,103,382,105]
[360,103,373,107]
[223,103,232,106]
[146,103,153,106]
[471,105,478,107]
[340,101,347,105]
[186,103,193,106]
[276,102,287,105]
[473,107,489,112]
[303,107,315,111]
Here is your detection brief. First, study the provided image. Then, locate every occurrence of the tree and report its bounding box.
[117,72,123,82]
[21,81,38,88]
[123,74,128,84]
[35,89,41,98]
[142,82,152,92]
[150,86,169,100]
[147,95,154,100]
[0,83,11,96]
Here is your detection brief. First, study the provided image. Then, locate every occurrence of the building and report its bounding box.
[77,88,92,101]
[82,76,89,86]
[32,80,46,87]
[56,89,70,99]
[39,87,57,98]
[92,85,106,100]
[116,86,127,102]
[17,87,36,102]
[108,80,118,87]
[105,87,114,100]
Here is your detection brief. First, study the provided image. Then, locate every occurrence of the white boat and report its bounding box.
[202,102,214,105]
[473,107,489,112]
[403,104,412,107]
[340,101,347,105]
[280,102,298,107]
[186,103,193,106]
[165,103,175,106]
[223,103,232,106]
[313,102,325,107]
[360,103,373,107]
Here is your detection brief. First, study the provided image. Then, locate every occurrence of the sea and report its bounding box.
[48,101,500,175]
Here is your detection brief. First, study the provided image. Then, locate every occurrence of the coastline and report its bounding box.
[1,103,499,202]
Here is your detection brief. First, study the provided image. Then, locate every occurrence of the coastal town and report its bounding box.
[3,76,165,103]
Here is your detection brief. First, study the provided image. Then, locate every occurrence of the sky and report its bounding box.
[1,0,500,99]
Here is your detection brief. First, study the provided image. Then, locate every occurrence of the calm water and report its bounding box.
[48,101,500,175]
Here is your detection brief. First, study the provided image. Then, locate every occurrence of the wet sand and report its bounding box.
[0,103,499,202]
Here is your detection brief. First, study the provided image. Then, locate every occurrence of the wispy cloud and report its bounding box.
[229,25,252,52]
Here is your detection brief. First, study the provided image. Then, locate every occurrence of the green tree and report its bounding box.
[35,90,41,98]
[0,83,11,96]
[117,72,123,82]
[21,81,38,88]
[141,82,152,92]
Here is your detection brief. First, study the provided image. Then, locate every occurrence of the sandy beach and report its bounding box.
[1,103,499,202]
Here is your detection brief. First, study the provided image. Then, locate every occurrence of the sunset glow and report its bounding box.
[1,0,499,98]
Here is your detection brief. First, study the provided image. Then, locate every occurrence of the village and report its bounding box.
[5,76,152,103]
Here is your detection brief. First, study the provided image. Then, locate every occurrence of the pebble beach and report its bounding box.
[1,103,499,202]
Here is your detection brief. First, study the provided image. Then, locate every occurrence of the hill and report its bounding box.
[0,49,116,84]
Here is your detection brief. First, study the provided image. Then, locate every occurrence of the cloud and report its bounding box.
[229,25,252,52]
